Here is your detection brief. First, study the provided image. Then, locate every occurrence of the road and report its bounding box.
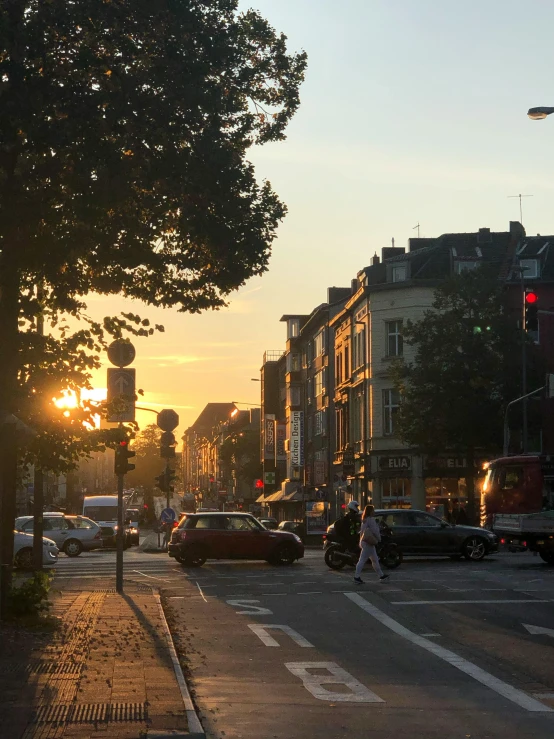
[51,547,554,739]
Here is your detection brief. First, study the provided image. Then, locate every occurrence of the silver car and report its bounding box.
[15,513,103,557]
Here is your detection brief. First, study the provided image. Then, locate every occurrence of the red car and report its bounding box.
[168,512,304,567]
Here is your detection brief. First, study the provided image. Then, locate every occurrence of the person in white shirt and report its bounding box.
[354,504,389,584]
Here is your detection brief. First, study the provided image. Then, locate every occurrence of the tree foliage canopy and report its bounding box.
[0,0,307,469]
[0,0,307,313]
[392,269,543,456]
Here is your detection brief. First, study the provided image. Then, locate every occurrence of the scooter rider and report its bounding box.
[334,500,361,552]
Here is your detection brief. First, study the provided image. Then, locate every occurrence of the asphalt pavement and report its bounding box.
[49,546,554,739]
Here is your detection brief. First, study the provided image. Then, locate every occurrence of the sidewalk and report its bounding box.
[0,582,203,739]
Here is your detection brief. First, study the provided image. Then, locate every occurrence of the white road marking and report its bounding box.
[297,591,323,595]
[346,592,553,713]
[391,599,552,605]
[260,593,288,596]
[248,624,314,648]
[132,570,171,582]
[421,633,441,637]
[285,662,384,703]
[226,599,273,615]
[523,623,554,638]
[195,581,207,603]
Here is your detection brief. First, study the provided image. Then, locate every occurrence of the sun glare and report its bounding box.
[53,390,78,409]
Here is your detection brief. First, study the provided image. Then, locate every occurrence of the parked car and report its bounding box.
[99,525,131,549]
[259,517,278,530]
[324,508,498,562]
[168,512,304,567]
[15,513,103,557]
[13,530,59,569]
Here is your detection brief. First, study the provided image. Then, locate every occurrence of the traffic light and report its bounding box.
[525,289,539,332]
[114,439,135,475]
[155,472,168,493]
[154,468,176,493]
[160,431,176,458]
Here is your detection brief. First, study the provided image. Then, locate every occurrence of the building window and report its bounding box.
[287,385,301,407]
[287,319,300,338]
[386,320,403,357]
[383,389,399,436]
[520,259,539,279]
[314,369,326,397]
[344,345,350,380]
[314,329,325,357]
[336,353,343,385]
[392,265,407,282]
[287,353,301,372]
[455,261,479,274]
[314,410,325,436]
[354,329,365,369]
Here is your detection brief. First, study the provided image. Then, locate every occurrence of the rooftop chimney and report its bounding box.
[477,227,491,244]
[372,252,380,266]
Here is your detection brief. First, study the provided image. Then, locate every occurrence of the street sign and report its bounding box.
[107,368,136,422]
[107,340,136,368]
[157,408,179,431]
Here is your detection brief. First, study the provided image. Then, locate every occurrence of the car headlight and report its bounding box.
[293,534,302,543]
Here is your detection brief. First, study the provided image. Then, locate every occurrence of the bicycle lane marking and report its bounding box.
[345,592,553,713]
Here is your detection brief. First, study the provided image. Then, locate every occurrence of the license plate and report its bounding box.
[537,540,545,545]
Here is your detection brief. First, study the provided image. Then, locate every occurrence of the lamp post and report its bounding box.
[355,320,368,504]
[528,107,554,120]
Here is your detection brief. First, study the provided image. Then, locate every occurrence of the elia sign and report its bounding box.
[264,415,275,461]
[379,456,411,472]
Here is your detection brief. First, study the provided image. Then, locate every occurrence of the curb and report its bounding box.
[152,590,206,738]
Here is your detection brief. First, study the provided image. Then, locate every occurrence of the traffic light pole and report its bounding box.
[521,271,528,454]
[116,469,124,593]
[166,460,171,510]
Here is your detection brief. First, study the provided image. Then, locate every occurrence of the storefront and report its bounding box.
[376,455,412,509]
[423,455,484,519]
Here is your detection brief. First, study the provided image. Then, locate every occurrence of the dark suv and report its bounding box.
[168,512,304,567]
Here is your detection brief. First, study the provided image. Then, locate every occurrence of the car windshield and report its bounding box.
[84,506,118,521]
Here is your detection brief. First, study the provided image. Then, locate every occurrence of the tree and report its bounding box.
[219,428,262,490]
[0,1,307,612]
[391,269,544,522]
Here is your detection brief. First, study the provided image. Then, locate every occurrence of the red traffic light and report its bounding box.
[525,291,538,304]
[255,479,264,489]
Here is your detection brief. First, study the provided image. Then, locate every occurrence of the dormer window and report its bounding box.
[519,259,539,279]
[455,261,479,274]
[392,265,407,282]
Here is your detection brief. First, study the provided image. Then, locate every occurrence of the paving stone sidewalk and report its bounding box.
[0,585,190,739]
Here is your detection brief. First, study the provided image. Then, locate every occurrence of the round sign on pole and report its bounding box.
[157,408,179,432]
[108,340,136,368]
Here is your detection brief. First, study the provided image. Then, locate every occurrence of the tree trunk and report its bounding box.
[0,265,21,618]
[466,448,477,526]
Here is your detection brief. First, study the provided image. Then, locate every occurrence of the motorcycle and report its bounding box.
[324,536,403,570]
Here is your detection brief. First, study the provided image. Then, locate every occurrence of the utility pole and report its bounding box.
[33,283,45,571]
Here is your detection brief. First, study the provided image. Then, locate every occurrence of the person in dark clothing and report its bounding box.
[456,505,469,525]
[333,500,361,552]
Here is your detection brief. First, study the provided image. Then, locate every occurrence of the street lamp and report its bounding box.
[528,106,554,120]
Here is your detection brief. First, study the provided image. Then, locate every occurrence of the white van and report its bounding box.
[83,495,130,549]
[83,495,119,527]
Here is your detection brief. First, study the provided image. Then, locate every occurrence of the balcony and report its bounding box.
[264,349,285,363]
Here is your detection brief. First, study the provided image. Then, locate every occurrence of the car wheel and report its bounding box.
[183,547,207,567]
[462,537,487,561]
[271,543,297,566]
[380,544,403,569]
[63,539,83,557]
[14,547,33,570]
[539,551,554,564]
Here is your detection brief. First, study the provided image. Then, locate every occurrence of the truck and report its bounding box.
[481,455,554,563]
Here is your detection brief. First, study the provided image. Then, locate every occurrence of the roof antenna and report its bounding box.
[391,237,395,247]
[508,193,533,224]
[413,222,420,238]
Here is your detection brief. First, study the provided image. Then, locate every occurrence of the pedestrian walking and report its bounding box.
[354,504,389,584]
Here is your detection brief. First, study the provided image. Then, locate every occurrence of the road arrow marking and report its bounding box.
[523,623,554,638]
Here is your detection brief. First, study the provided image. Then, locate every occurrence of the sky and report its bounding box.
[88,0,554,440]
